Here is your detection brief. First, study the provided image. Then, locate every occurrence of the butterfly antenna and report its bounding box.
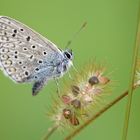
[65,21,87,49]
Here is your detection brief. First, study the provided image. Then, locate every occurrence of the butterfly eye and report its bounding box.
[64,52,71,59]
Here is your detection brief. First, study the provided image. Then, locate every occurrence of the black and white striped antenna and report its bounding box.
[65,22,87,49]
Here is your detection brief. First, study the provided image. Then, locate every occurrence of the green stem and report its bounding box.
[43,125,58,140]
[64,85,139,140]
[122,3,140,140]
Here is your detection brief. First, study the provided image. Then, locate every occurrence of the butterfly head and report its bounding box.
[63,48,73,60]
[61,48,73,73]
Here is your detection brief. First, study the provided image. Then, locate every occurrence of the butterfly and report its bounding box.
[0,16,73,96]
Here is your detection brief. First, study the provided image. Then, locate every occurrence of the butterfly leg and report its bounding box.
[54,78,60,98]
[68,71,73,80]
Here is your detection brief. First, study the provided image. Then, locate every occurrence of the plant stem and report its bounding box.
[64,85,139,140]
[43,125,58,140]
[122,3,140,140]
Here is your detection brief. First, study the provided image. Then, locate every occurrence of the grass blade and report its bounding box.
[122,3,140,140]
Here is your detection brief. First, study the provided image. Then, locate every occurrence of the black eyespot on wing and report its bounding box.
[12,34,16,37]
[19,61,22,65]
[15,51,18,54]
[23,47,27,51]
[26,36,31,41]
[22,66,26,69]
[43,51,47,55]
[13,29,17,33]
[35,68,39,71]
[29,55,34,59]
[38,60,43,64]
[20,28,24,31]
[31,45,36,49]
[1,48,5,52]
[25,71,29,76]
[35,76,38,79]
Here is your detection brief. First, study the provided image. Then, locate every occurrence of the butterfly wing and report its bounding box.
[0,16,62,83]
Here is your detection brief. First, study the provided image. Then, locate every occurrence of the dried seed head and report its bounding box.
[47,61,112,132]
[71,85,80,96]
[88,76,99,86]
[69,115,79,126]
[63,109,72,119]
[99,76,110,84]
[71,99,81,109]
[62,95,71,104]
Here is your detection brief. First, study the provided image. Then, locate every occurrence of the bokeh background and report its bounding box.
[0,0,140,140]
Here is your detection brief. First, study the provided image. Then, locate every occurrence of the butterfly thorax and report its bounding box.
[47,49,73,79]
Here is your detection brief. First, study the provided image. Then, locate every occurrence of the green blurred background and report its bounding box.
[0,0,140,139]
